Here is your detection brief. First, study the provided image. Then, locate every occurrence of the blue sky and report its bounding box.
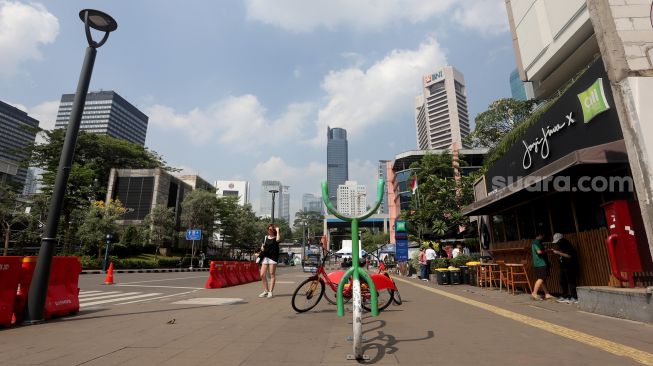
[0,0,516,222]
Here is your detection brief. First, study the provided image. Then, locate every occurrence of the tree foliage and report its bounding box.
[26,130,172,249]
[142,206,176,259]
[292,210,324,242]
[76,199,128,257]
[465,98,537,149]
[401,153,477,241]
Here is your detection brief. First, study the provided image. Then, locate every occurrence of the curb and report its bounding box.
[80,268,210,275]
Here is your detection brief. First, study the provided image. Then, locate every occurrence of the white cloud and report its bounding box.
[253,157,326,218]
[0,1,59,78]
[146,95,314,149]
[309,37,447,145]
[453,0,509,35]
[244,0,456,32]
[349,159,382,208]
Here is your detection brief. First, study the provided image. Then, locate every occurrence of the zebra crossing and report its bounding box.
[78,290,164,308]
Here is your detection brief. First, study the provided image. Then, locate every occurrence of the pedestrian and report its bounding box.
[418,247,427,280]
[199,251,206,268]
[452,244,463,258]
[531,233,554,301]
[551,233,579,304]
[259,224,280,298]
[425,243,437,281]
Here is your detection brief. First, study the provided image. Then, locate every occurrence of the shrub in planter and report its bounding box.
[450,254,473,268]
[431,258,449,270]
[157,258,181,268]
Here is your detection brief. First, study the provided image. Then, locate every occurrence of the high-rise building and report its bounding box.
[22,168,40,196]
[215,180,250,206]
[0,100,38,191]
[415,66,471,150]
[260,180,283,219]
[55,90,148,146]
[336,181,367,216]
[281,185,290,223]
[302,193,323,213]
[377,160,390,214]
[327,127,348,206]
[509,69,534,101]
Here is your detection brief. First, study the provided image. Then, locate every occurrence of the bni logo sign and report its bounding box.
[577,78,610,123]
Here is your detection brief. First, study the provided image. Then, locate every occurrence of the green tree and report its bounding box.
[361,229,390,254]
[292,210,324,243]
[465,98,537,149]
[181,189,219,258]
[76,199,128,257]
[142,206,176,259]
[402,153,477,241]
[26,130,172,249]
[0,182,19,255]
[215,195,240,257]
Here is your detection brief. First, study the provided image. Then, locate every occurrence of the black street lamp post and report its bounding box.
[24,9,117,324]
[103,233,113,273]
[269,189,278,224]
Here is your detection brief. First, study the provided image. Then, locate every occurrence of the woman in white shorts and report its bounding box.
[259,224,281,298]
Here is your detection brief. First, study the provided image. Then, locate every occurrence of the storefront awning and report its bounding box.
[462,140,628,216]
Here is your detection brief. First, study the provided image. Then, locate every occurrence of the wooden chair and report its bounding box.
[489,261,509,290]
[477,263,492,288]
[505,261,532,295]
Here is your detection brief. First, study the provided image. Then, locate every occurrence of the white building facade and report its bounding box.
[415,66,471,150]
[214,180,249,206]
[336,181,367,216]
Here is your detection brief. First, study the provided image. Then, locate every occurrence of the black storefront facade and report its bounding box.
[463,58,652,293]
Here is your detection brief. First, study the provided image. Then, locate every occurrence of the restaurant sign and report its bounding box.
[485,58,624,191]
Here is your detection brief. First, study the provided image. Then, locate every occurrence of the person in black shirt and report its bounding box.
[551,233,579,303]
[259,224,281,298]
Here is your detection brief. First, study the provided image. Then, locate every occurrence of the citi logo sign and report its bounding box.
[577,78,610,123]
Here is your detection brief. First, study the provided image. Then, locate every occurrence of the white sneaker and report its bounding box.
[266,291,273,298]
[556,297,570,304]
[258,291,268,298]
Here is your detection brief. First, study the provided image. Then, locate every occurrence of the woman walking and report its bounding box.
[259,224,281,298]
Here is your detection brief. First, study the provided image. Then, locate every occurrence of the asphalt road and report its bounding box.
[2,266,652,365]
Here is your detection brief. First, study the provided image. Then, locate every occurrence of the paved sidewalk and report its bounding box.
[2,268,652,365]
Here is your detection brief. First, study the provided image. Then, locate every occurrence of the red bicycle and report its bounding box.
[291,249,400,313]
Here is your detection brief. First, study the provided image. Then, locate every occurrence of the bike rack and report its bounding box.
[321,178,384,360]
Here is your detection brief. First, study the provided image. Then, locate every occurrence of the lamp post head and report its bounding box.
[269,189,279,194]
[79,9,117,48]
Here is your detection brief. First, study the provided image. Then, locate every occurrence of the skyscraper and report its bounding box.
[327,127,348,206]
[415,66,471,150]
[302,193,323,213]
[55,90,148,146]
[509,69,534,101]
[281,185,290,223]
[336,181,367,216]
[260,180,283,219]
[0,100,38,191]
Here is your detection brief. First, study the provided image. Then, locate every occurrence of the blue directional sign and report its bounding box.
[395,238,409,262]
[185,229,201,241]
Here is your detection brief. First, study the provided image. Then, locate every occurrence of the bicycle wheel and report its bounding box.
[323,285,352,305]
[392,289,402,305]
[361,289,394,312]
[291,278,325,313]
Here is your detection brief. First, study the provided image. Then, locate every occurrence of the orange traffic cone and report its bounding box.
[104,262,115,285]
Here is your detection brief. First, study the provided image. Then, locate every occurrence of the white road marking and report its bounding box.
[116,290,199,305]
[115,284,204,290]
[78,292,140,302]
[117,275,207,285]
[78,290,103,296]
[171,298,244,306]
[81,293,163,307]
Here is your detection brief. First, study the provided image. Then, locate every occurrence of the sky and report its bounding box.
[0,0,517,223]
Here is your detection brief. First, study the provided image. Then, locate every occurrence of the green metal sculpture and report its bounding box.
[321,178,385,360]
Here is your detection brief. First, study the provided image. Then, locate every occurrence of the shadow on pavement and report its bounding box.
[357,318,434,364]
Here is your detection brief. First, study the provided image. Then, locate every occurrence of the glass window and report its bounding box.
[492,215,506,242]
[517,204,535,240]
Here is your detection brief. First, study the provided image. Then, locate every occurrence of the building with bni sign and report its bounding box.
[55,90,148,146]
[415,66,471,150]
[215,180,250,206]
[0,100,39,192]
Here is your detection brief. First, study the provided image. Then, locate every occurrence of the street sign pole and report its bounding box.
[190,239,195,270]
